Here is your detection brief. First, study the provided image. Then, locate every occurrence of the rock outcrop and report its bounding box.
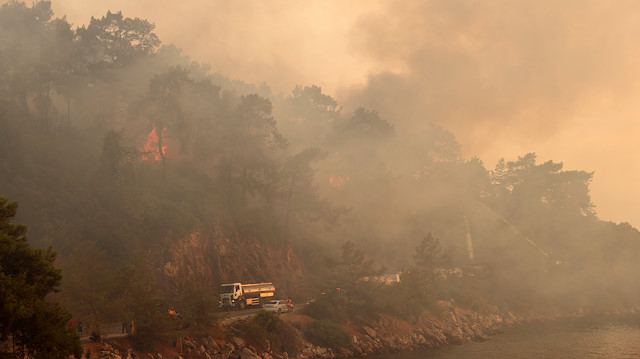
[327,308,516,358]
[90,307,525,359]
[158,230,307,300]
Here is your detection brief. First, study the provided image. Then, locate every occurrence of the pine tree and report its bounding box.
[0,197,82,358]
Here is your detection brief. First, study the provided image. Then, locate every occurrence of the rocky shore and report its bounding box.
[87,305,528,359]
[309,307,524,359]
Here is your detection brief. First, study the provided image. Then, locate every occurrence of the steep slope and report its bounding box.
[158,230,308,304]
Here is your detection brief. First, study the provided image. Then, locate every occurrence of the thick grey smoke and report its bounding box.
[43,0,374,94]
[22,0,640,226]
[345,0,640,140]
[341,0,640,226]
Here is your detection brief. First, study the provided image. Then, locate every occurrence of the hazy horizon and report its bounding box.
[7,0,640,228]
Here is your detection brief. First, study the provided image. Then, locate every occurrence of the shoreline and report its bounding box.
[86,305,640,359]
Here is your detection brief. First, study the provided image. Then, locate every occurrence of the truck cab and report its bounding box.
[219,283,243,309]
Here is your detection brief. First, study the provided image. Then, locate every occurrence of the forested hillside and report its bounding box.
[1,1,640,338]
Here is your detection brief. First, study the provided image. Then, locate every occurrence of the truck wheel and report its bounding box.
[239,301,246,310]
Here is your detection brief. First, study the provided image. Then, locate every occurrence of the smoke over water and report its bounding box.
[31,0,640,227]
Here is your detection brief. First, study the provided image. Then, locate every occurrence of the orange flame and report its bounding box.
[141,124,167,161]
[329,175,350,189]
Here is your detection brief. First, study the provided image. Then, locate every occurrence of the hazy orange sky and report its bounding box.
[19,0,640,227]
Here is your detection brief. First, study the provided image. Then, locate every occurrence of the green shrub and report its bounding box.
[270,319,304,356]
[240,311,304,356]
[240,311,279,346]
[303,320,351,349]
[303,292,348,321]
[438,277,490,312]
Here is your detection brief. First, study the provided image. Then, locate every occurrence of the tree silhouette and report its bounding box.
[413,232,448,276]
[76,10,160,68]
[0,198,81,358]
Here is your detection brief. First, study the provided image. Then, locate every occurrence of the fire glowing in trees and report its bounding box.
[329,175,350,189]
[141,124,167,161]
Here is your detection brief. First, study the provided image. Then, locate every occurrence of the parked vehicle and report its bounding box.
[219,282,275,310]
[263,300,289,314]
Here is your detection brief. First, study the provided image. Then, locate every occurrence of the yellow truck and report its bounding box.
[219,282,275,310]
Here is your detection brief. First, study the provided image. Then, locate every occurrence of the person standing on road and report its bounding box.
[286,298,293,312]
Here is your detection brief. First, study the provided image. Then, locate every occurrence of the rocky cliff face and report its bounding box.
[159,230,306,301]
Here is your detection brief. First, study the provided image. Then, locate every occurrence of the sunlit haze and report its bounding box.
[13,0,640,227]
[4,2,640,355]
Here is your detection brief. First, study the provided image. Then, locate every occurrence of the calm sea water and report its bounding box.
[370,314,640,359]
